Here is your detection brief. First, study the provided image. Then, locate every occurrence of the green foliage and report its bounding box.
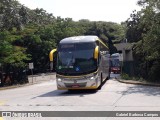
[3,46,30,67]
[1,0,159,84]
[84,21,125,54]
[0,0,29,31]
[0,31,30,67]
[126,0,160,82]
[121,73,131,80]
[0,0,125,76]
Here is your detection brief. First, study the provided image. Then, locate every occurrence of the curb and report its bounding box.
[0,82,45,91]
[117,78,160,87]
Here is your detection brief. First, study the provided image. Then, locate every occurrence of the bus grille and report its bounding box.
[64,83,87,87]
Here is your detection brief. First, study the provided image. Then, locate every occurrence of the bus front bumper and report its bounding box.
[56,75,99,90]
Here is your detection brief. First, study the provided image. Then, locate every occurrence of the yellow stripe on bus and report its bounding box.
[97,39,109,49]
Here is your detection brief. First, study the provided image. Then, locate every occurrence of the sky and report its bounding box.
[18,0,141,23]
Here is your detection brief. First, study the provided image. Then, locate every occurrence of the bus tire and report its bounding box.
[68,89,74,92]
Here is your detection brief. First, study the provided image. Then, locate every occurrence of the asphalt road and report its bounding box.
[0,74,160,120]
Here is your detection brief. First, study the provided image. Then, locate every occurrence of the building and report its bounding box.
[114,43,134,76]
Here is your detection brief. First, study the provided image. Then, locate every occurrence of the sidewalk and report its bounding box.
[28,72,56,83]
[117,79,160,87]
[0,73,56,90]
[110,73,160,87]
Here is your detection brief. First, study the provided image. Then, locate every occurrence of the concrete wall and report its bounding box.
[124,50,133,61]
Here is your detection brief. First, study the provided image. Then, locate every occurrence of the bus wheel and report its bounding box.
[68,89,74,92]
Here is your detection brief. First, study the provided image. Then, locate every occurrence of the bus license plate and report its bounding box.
[72,85,80,88]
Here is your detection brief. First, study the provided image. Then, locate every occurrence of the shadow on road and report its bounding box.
[37,89,98,97]
[126,85,160,96]
[37,77,109,98]
[116,83,160,97]
[110,73,160,96]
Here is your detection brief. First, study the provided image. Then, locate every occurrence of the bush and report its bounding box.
[121,73,131,80]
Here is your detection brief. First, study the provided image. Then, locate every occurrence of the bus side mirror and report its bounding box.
[94,46,99,59]
[49,49,57,70]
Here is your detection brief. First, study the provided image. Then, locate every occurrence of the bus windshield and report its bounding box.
[57,42,97,75]
[111,59,120,67]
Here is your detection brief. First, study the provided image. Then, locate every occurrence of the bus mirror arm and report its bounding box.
[94,46,99,59]
[49,48,57,71]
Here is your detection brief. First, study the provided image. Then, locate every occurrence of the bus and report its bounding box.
[49,36,110,90]
[110,53,121,74]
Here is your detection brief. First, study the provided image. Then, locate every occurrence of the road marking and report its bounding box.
[0,102,4,106]
[0,117,3,120]
[0,100,6,106]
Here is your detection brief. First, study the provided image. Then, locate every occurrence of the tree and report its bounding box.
[126,0,160,81]
[0,0,126,86]
[85,21,125,54]
[0,0,29,31]
[0,31,30,86]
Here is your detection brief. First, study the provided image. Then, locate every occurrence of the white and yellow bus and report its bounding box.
[49,36,110,90]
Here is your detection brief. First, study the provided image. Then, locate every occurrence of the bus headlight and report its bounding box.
[57,78,62,82]
[90,76,96,80]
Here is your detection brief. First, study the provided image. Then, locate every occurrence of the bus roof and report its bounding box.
[59,36,98,44]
